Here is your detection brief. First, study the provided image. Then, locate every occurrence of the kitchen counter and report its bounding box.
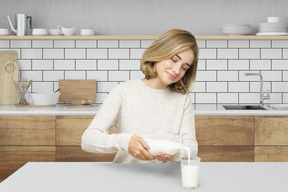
[0,104,288,116]
[1,162,287,192]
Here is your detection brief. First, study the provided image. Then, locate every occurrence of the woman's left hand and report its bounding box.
[155,153,174,162]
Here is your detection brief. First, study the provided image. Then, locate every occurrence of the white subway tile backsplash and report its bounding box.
[43,71,64,81]
[87,49,107,59]
[228,60,249,70]
[65,49,85,59]
[119,60,140,70]
[198,49,216,59]
[206,40,227,48]
[239,49,260,59]
[21,71,42,81]
[141,40,154,48]
[283,71,288,81]
[196,93,216,103]
[130,71,145,80]
[87,71,108,81]
[31,82,53,93]
[261,49,282,59]
[18,60,31,70]
[261,71,282,81]
[130,49,145,59]
[0,40,9,48]
[196,71,216,81]
[192,82,206,92]
[228,82,249,92]
[264,93,282,103]
[76,40,97,48]
[96,92,108,103]
[217,93,238,103]
[98,40,118,48]
[54,40,75,48]
[250,60,271,70]
[65,71,86,79]
[239,93,259,103]
[196,40,205,48]
[32,40,53,48]
[250,40,271,48]
[217,49,238,59]
[283,49,288,59]
[283,93,288,103]
[272,60,288,70]
[272,82,288,92]
[22,49,42,59]
[76,60,96,70]
[98,82,118,92]
[32,60,53,70]
[239,71,260,81]
[250,82,271,93]
[206,60,227,70]
[217,71,238,81]
[109,49,129,59]
[228,40,249,48]
[11,40,31,48]
[43,49,64,59]
[272,40,288,48]
[98,60,118,70]
[197,60,206,70]
[119,40,140,48]
[207,82,227,92]
[54,60,75,70]
[109,71,129,81]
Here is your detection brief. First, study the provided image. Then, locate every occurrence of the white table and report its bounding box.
[1,162,287,192]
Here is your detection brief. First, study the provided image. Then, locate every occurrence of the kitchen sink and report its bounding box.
[222,105,267,110]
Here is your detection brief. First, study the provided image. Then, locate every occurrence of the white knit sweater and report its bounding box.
[81,79,198,163]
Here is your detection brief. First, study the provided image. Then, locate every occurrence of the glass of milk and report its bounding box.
[181,156,201,189]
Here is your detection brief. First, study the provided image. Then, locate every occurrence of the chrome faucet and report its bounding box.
[245,73,270,106]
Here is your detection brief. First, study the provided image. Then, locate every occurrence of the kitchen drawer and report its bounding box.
[198,146,254,162]
[56,146,116,162]
[255,116,288,145]
[0,116,55,145]
[255,146,288,162]
[195,116,254,145]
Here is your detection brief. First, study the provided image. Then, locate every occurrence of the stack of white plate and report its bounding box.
[257,22,288,35]
[222,24,252,36]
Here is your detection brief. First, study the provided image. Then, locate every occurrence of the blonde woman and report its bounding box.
[81,29,198,163]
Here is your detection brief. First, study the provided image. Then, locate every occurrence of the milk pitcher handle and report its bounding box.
[57,25,63,33]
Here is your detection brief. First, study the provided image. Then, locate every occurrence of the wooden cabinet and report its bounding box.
[195,116,254,162]
[0,116,56,182]
[255,116,288,162]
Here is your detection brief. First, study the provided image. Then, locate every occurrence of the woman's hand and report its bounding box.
[128,135,155,161]
[155,153,174,162]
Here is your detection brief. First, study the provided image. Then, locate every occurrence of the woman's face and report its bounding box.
[154,48,194,88]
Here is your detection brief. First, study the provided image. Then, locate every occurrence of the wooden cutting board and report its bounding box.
[0,51,18,105]
[59,79,97,105]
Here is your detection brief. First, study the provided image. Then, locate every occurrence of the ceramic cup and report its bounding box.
[0,28,10,35]
[80,29,94,36]
[267,17,284,23]
[32,28,48,36]
[48,29,62,36]
[57,25,76,36]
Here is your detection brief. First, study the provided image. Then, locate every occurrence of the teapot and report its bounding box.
[7,14,32,36]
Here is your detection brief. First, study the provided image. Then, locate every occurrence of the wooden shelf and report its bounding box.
[1,35,288,40]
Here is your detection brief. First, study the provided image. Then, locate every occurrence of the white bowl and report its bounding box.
[48,29,62,36]
[30,93,60,105]
[32,28,48,36]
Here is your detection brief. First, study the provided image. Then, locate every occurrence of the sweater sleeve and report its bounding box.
[81,85,133,153]
[172,94,198,162]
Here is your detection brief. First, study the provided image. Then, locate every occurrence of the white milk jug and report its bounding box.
[144,138,184,156]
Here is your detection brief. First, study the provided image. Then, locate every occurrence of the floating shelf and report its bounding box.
[1,35,288,40]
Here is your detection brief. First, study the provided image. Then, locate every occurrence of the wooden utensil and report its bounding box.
[0,51,18,105]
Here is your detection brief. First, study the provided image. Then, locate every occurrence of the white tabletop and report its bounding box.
[1,162,287,192]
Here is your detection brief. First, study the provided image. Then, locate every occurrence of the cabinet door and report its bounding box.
[0,116,56,145]
[195,116,254,145]
[255,147,288,162]
[255,116,288,145]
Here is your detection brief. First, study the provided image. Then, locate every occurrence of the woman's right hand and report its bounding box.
[128,135,155,161]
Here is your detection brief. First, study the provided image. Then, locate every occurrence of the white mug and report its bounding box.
[267,17,284,23]
[80,29,94,36]
[57,25,76,36]
[0,28,9,35]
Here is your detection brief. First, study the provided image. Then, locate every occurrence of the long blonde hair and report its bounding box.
[141,29,198,94]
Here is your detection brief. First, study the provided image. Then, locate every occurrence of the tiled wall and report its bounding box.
[1,38,288,105]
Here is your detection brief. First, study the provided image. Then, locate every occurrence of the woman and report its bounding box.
[81,29,198,163]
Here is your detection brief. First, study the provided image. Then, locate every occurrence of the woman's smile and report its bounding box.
[166,71,176,80]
